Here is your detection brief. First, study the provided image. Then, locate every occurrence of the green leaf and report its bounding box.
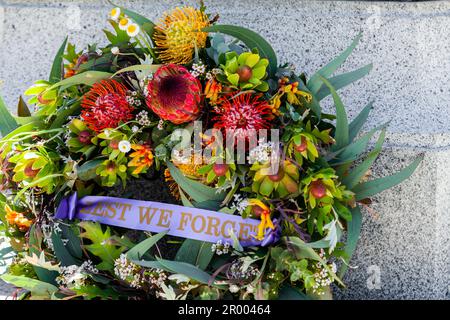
[353,155,424,201]
[319,76,348,150]
[338,206,362,278]
[308,33,362,94]
[49,36,68,83]
[17,96,31,117]
[28,224,58,285]
[0,274,58,298]
[79,221,125,271]
[331,123,388,165]
[48,71,112,91]
[167,162,226,203]
[51,231,80,266]
[349,101,374,142]
[59,224,83,259]
[156,258,212,284]
[175,240,214,270]
[278,285,311,300]
[126,230,168,261]
[342,129,386,189]
[49,101,81,130]
[315,64,373,101]
[203,24,278,76]
[0,94,18,137]
[111,64,161,78]
[77,159,104,181]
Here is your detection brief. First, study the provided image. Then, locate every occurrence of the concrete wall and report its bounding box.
[0,0,449,299]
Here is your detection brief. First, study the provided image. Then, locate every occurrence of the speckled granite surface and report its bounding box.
[0,0,449,299]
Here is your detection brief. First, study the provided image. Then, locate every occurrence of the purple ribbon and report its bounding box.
[55,193,277,247]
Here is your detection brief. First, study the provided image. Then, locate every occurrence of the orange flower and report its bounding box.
[204,79,222,105]
[5,204,32,232]
[128,144,154,175]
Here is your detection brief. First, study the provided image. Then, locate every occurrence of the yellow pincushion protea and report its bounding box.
[153,7,210,64]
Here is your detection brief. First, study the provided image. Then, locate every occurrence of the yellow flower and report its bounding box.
[128,144,154,175]
[270,78,312,115]
[248,199,274,241]
[4,204,32,232]
[153,7,210,64]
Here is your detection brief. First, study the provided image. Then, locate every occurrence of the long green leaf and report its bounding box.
[320,77,348,150]
[338,206,362,278]
[0,95,18,137]
[203,24,278,76]
[51,231,80,266]
[49,36,68,83]
[167,162,226,203]
[156,258,212,284]
[0,274,58,298]
[308,33,362,94]
[316,64,373,101]
[48,71,112,91]
[126,230,168,261]
[354,155,424,201]
[330,123,388,165]
[349,101,374,142]
[342,129,386,189]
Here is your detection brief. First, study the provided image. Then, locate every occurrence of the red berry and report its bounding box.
[268,168,285,182]
[252,205,265,218]
[24,164,39,178]
[110,140,119,149]
[295,137,307,152]
[237,65,253,82]
[311,180,326,199]
[78,130,91,145]
[213,163,229,177]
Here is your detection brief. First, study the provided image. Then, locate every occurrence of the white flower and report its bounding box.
[118,140,131,153]
[110,7,121,21]
[132,125,139,133]
[127,23,140,37]
[229,284,240,293]
[118,17,130,31]
[111,46,120,55]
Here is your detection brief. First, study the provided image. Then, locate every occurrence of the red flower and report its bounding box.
[81,79,134,132]
[146,64,202,124]
[213,93,273,141]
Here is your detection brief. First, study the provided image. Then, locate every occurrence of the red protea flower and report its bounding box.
[146,64,202,124]
[81,79,134,132]
[213,93,273,141]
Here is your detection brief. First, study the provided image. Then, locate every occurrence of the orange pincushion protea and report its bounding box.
[81,79,134,132]
[146,64,202,124]
[213,93,273,141]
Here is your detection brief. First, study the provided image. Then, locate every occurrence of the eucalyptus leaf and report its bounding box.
[126,230,168,261]
[338,206,362,278]
[353,155,424,201]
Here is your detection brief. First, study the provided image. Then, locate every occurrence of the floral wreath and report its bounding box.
[0,2,422,300]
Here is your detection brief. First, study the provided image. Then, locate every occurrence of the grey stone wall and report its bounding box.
[0,0,449,299]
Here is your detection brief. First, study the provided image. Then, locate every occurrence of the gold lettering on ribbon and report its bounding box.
[138,206,159,224]
[178,212,192,231]
[221,220,236,239]
[156,209,173,228]
[205,216,221,236]
[191,214,206,233]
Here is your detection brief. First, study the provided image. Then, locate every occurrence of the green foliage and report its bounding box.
[0,274,58,299]
[79,221,125,271]
[203,24,278,76]
[49,36,68,83]
[0,95,18,137]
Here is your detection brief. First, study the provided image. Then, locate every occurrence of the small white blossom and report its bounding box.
[229,284,240,293]
[111,46,120,55]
